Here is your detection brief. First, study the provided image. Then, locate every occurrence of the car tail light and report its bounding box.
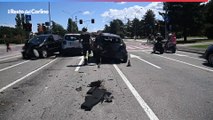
[63,41,67,45]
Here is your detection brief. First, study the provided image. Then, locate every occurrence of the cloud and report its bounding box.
[83,11,91,15]
[117,2,126,4]
[101,2,163,23]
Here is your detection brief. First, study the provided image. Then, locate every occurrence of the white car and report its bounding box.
[61,33,82,55]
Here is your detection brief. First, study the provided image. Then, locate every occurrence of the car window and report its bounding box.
[28,36,48,45]
[64,35,80,41]
[101,36,121,44]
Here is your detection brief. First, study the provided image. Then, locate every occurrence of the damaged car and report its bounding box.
[22,34,63,59]
[93,33,128,63]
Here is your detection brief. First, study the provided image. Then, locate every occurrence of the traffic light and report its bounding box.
[79,19,83,24]
[91,19,95,24]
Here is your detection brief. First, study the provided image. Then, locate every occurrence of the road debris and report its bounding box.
[81,80,113,111]
[75,87,82,92]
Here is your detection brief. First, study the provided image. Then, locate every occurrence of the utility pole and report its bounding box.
[48,2,52,33]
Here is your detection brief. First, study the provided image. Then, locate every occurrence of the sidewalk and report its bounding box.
[0,44,24,57]
[177,42,212,54]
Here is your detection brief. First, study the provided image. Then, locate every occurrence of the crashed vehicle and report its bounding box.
[61,33,82,55]
[22,34,63,59]
[204,44,213,65]
[93,33,128,63]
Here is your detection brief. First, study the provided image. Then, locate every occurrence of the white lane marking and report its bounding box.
[130,54,161,69]
[113,64,159,120]
[177,51,201,55]
[148,53,213,72]
[75,56,84,71]
[0,60,30,72]
[175,53,188,57]
[0,55,21,62]
[0,53,21,59]
[0,58,57,93]
[175,53,204,61]
[129,50,153,52]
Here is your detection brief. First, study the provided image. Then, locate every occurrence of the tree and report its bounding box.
[132,18,141,38]
[143,9,156,36]
[103,19,125,38]
[67,18,78,33]
[205,0,213,39]
[163,2,203,42]
[52,21,66,36]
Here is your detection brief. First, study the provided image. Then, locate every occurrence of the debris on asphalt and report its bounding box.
[12,87,19,89]
[81,80,113,111]
[87,80,102,87]
[75,87,82,92]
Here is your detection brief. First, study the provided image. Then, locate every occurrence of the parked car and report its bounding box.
[61,33,82,55]
[22,34,62,59]
[204,44,213,65]
[93,33,128,63]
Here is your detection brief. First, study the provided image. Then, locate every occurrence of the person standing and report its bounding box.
[80,27,91,65]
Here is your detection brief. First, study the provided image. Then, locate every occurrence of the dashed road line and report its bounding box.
[0,60,30,72]
[75,56,84,71]
[130,54,161,69]
[0,55,21,62]
[0,58,57,93]
[145,52,213,72]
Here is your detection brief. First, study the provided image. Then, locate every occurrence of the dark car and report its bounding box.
[22,34,63,59]
[204,44,213,65]
[93,33,128,63]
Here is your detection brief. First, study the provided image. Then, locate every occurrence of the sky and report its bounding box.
[0,2,164,32]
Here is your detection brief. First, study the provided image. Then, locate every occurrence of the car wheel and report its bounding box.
[172,47,176,53]
[41,49,48,58]
[33,49,39,58]
[22,53,28,59]
[208,54,213,65]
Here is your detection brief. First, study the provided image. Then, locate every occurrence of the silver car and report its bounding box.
[61,33,82,55]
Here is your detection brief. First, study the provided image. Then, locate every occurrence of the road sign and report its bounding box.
[25,15,31,21]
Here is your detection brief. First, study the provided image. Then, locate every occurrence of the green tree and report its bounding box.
[52,21,66,36]
[67,18,78,33]
[143,9,156,36]
[163,2,203,42]
[205,0,213,39]
[103,19,125,38]
[132,18,141,38]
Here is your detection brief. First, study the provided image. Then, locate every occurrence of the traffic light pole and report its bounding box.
[48,2,52,34]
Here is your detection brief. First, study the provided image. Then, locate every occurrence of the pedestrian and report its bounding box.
[6,41,11,52]
[94,31,103,68]
[80,27,92,65]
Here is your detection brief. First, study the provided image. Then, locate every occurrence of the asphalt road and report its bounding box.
[0,40,213,120]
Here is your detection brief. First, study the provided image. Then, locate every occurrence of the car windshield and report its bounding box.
[101,36,121,44]
[28,36,48,45]
[64,35,80,41]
